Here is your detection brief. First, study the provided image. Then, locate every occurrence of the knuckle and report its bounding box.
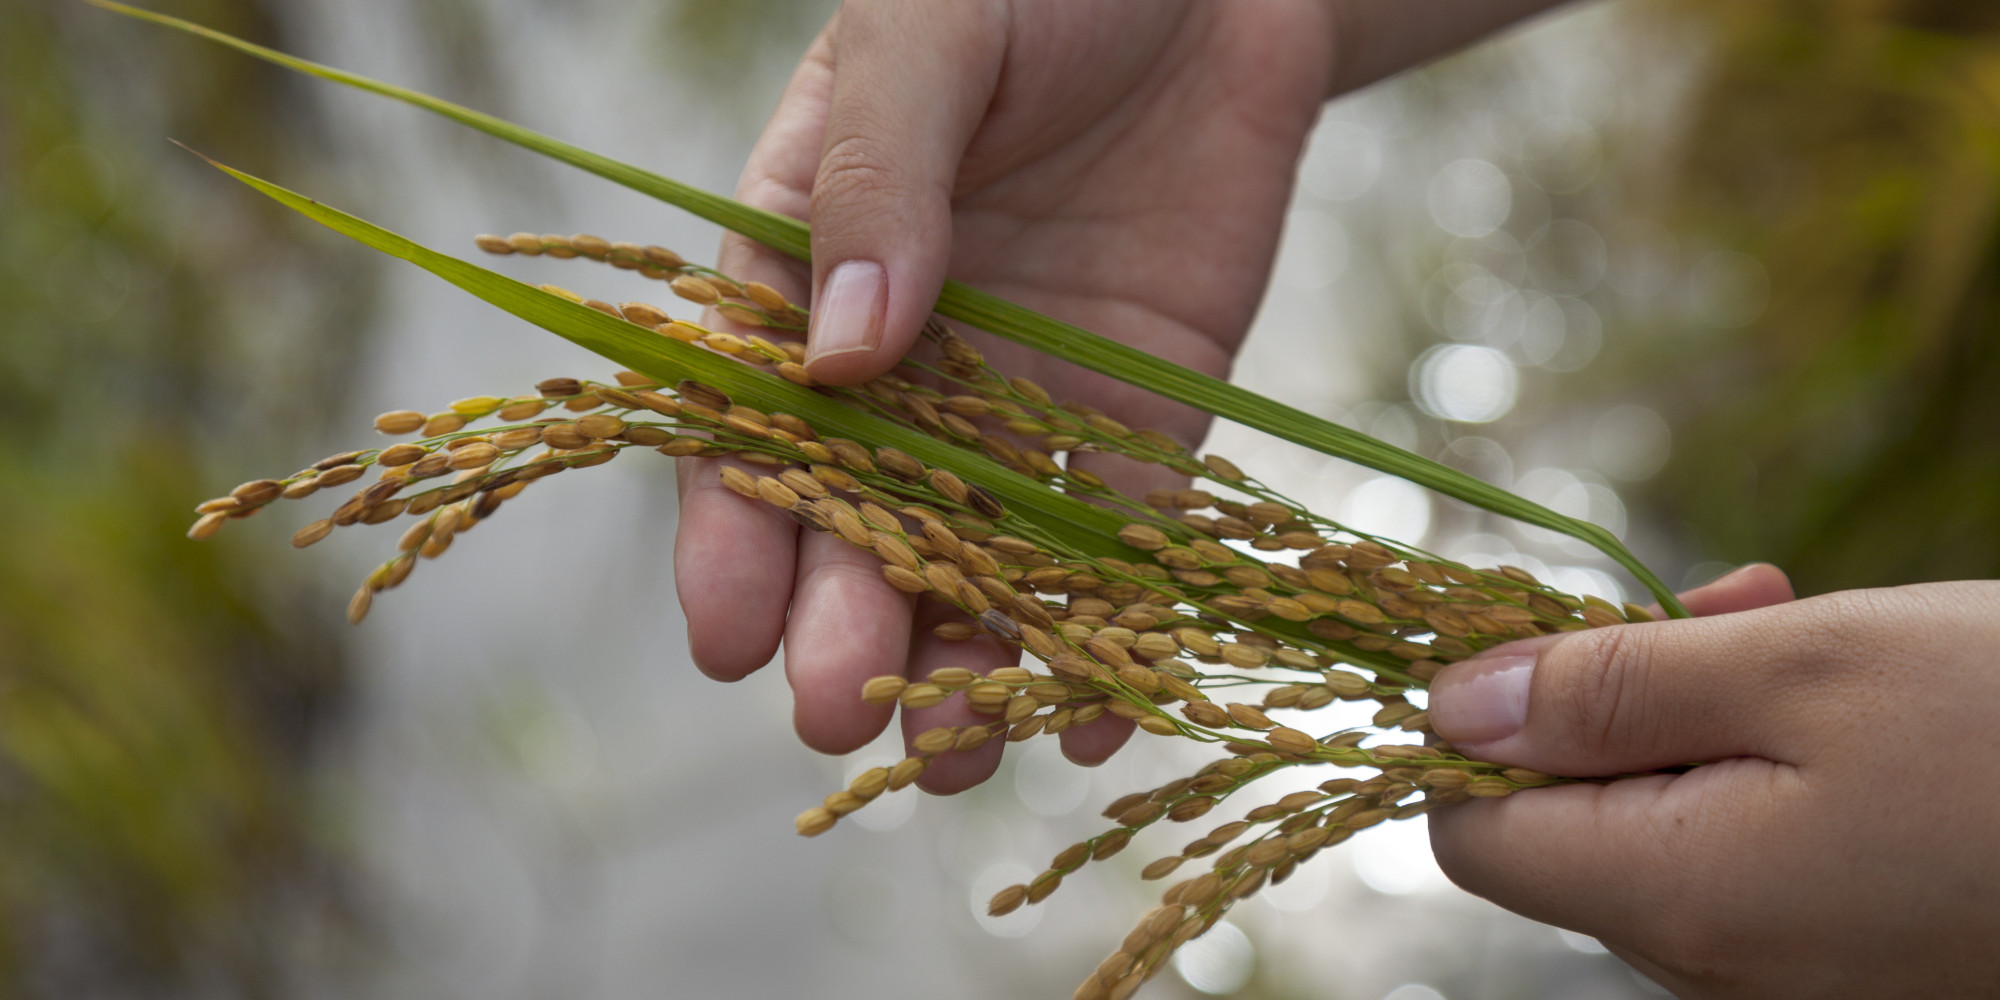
[813,133,911,210]
[1776,587,1924,691]
[1538,628,1649,761]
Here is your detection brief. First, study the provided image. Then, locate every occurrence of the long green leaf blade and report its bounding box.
[187,152,1139,558]
[98,0,1686,617]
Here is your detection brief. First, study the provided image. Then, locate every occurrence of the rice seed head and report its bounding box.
[927,468,970,506]
[873,447,925,482]
[194,496,241,517]
[228,479,284,508]
[661,320,705,343]
[898,684,948,710]
[559,233,607,259]
[339,583,373,625]
[422,413,467,436]
[988,884,1028,917]
[449,395,504,419]
[291,518,334,548]
[1181,702,1229,728]
[1026,870,1063,903]
[618,301,671,327]
[670,275,721,305]
[888,756,929,790]
[859,675,907,705]
[1372,702,1421,728]
[448,443,500,470]
[876,564,925,594]
[1267,727,1318,754]
[374,410,427,435]
[1201,454,1246,481]
[966,484,1007,519]
[709,302,763,328]
[676,380,732,411]
[186,511,228,540]
[378,443,427,467]
[496,399,547,421]
[1225,703,1275,730]
[795,807,837,837]
[741,281,790,312]
[718,466,758,498]
[1464,778,1516,799]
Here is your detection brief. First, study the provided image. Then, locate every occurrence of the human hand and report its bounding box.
[1427,566,2000,998]
[676,0,1567,793]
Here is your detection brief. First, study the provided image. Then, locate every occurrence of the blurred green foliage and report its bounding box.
[0,0,376,993]
[1635,0,2000,593]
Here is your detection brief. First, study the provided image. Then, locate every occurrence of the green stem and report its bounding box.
[96,0,1686,617]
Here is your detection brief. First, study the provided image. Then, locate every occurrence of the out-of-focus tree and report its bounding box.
[1625,0,2000,594]
[0,0,380,993]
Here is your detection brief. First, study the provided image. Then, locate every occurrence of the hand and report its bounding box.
[1427,566,2000,998]
[676,0,1566,793]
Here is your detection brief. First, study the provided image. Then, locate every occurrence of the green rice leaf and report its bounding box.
[187,150,1138,558]
[95,0,1686,617]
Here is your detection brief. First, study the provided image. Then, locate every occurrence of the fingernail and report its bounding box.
[1428,651,1538,745]
[807,260,885,364]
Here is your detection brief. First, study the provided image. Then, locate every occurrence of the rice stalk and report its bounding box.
[101,4,1703,993]
[88,0,1687,618]
[180,211,1664,996]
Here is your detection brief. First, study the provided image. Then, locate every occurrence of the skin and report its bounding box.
[1428,568,2000,998]
[677,4,2000,993]
[675,0,1562,790]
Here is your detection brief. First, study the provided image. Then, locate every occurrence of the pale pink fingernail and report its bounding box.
[806,260,885,364]
[1429,652,1537,744]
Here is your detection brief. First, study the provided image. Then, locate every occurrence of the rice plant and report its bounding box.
[103,3,1697,996]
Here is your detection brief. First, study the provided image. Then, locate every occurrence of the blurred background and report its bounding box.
[4,0,1997,997]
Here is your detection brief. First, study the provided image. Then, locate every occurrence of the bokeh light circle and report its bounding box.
[1428,159,1512,237]
[1173,919,1255,995]
[1410,344,1519,423]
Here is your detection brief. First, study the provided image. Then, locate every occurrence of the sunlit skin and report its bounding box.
[674,0,1564,794]
[667,2,2000,993]
[676,0,1338,791]
[657,0,2000,991]
[1430,568,2000,997]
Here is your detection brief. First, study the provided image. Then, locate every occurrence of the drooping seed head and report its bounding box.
[1267,727,1318,754]
[795,807,837,837]
[374,410,427,435]
[447,443,500,470]
[887,756,928,790]
[668,275,720,305]
[988,884,1028,917]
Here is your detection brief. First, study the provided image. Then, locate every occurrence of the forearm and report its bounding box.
[1325,0,1576,96]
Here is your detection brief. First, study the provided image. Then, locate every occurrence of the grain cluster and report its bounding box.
[189,234,1654,999]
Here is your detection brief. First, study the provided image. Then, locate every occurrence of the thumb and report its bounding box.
[803,2,1005,384]
[1428,564,1805,776]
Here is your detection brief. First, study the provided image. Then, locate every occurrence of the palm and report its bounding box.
[946,0,1332,447]
[677,0,1336,792]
